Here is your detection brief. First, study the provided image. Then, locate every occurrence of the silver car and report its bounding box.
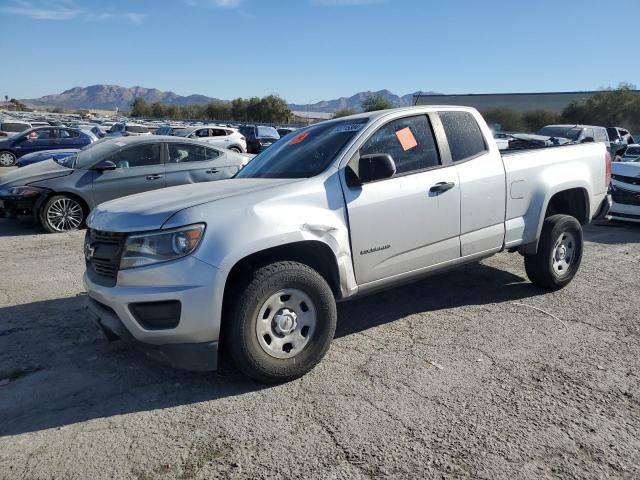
[0,136,246,232]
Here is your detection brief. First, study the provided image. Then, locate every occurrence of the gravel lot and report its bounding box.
[0,214,639,479]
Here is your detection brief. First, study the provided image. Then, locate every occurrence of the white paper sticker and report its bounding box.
[331,123,364,134]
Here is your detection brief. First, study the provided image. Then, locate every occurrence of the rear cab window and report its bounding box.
[439,111,487,162]
[257,126,280,138]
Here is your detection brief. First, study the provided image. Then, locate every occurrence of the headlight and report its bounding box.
[4,186,47,198]
[120,224,205,269]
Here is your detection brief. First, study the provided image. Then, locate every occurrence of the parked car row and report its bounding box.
[0,136,249,231]
[0,126,99,166]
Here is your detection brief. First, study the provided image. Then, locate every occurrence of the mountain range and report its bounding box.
[21,85,438,113]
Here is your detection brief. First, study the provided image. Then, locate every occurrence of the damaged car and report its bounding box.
[0,136,247,232]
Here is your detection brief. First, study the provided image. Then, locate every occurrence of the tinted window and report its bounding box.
[239,126,254,138]
[257,126,279,138]
[30,128,57,140]
[440,111,487,162]
[1,122,30,132]
[108,143,162,168]
[237,118,368,179]
[607,127,620,141]
[168,143,219,163]
[360,115,440,174]
[60,129,80,138]
[196,129,209,137]
[210,129,227,137]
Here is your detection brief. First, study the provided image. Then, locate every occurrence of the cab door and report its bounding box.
[438,111,506,257]
[91,142,166,206]
[342,114,461,286]
[164,142,239,185]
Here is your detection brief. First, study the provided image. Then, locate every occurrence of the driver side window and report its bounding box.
[360,115,440,175]
[107,144,162,169]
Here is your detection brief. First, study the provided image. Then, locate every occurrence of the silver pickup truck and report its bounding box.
[84,106,611,382]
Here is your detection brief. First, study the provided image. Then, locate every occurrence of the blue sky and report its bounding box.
[1,0,638,103]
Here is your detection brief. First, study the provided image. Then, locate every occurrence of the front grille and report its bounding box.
[85,229,127,287]
[611,186,640,207]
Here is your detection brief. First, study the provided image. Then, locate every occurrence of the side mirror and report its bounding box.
[93,160,117,171]
[348,153,396,185]
[581,137,595,143]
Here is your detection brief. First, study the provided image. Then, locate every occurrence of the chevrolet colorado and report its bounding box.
[83,106,612,382]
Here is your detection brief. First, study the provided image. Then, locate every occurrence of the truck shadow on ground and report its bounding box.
[0,263,539,437]
[584,221,640,244]
[0,218,42,237]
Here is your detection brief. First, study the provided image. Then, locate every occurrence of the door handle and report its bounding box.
[205,169,219,174]
[146,174,163,180]
[429,181,455,193]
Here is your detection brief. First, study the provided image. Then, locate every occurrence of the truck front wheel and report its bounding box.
[226,261,337,383]
[524,214,583,290]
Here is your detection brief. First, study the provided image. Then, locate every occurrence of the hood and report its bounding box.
[0,159,73,187]
[612,161,640,176]
[87,178,298,232]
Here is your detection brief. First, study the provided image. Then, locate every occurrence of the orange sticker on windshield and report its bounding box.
[289,131,310,145]
[395,127,417,151]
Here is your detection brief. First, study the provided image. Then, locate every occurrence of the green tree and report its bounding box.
[361,93,392,112]
[231,98,248,121]
[481,107,524,132]
[333,108,356,118]
[522,109,560,132]
[561,83,640,131]
[130,98,150,117]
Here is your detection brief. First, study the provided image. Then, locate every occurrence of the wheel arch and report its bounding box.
[220,240,344,330]
[520,186,590,255]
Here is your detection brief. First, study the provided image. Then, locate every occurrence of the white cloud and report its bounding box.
[124,13,146,24]
[0,1,83,20]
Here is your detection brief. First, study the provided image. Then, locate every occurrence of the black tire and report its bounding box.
[0,150,16,167]
[225,261,337,383]
[614,155,623,163]
[39,194,86,233]
[524,214,583,290]
[229,146,242,153]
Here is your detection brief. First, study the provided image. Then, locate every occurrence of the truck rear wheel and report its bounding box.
[524,214,583,290]
[226,261,337,383]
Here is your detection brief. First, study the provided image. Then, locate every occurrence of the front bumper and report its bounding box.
[0,193,40,217]
[83,255,225,371]
[608,201,640,223]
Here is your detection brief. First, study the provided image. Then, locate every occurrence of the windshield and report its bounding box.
[236,118,368,179]
[537,126,583,141]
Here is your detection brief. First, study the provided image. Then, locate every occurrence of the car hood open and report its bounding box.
[87,178,298,232]
[0,159,73,187]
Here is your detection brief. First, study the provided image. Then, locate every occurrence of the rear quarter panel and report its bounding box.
[502,143,607,249]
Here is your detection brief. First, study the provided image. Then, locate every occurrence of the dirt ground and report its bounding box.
[0,216,639,479]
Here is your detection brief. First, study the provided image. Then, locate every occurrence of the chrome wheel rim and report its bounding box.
[0,152,15,166]
[552,231,575,276]
[46,198,83,231]
[256,288,316,359]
